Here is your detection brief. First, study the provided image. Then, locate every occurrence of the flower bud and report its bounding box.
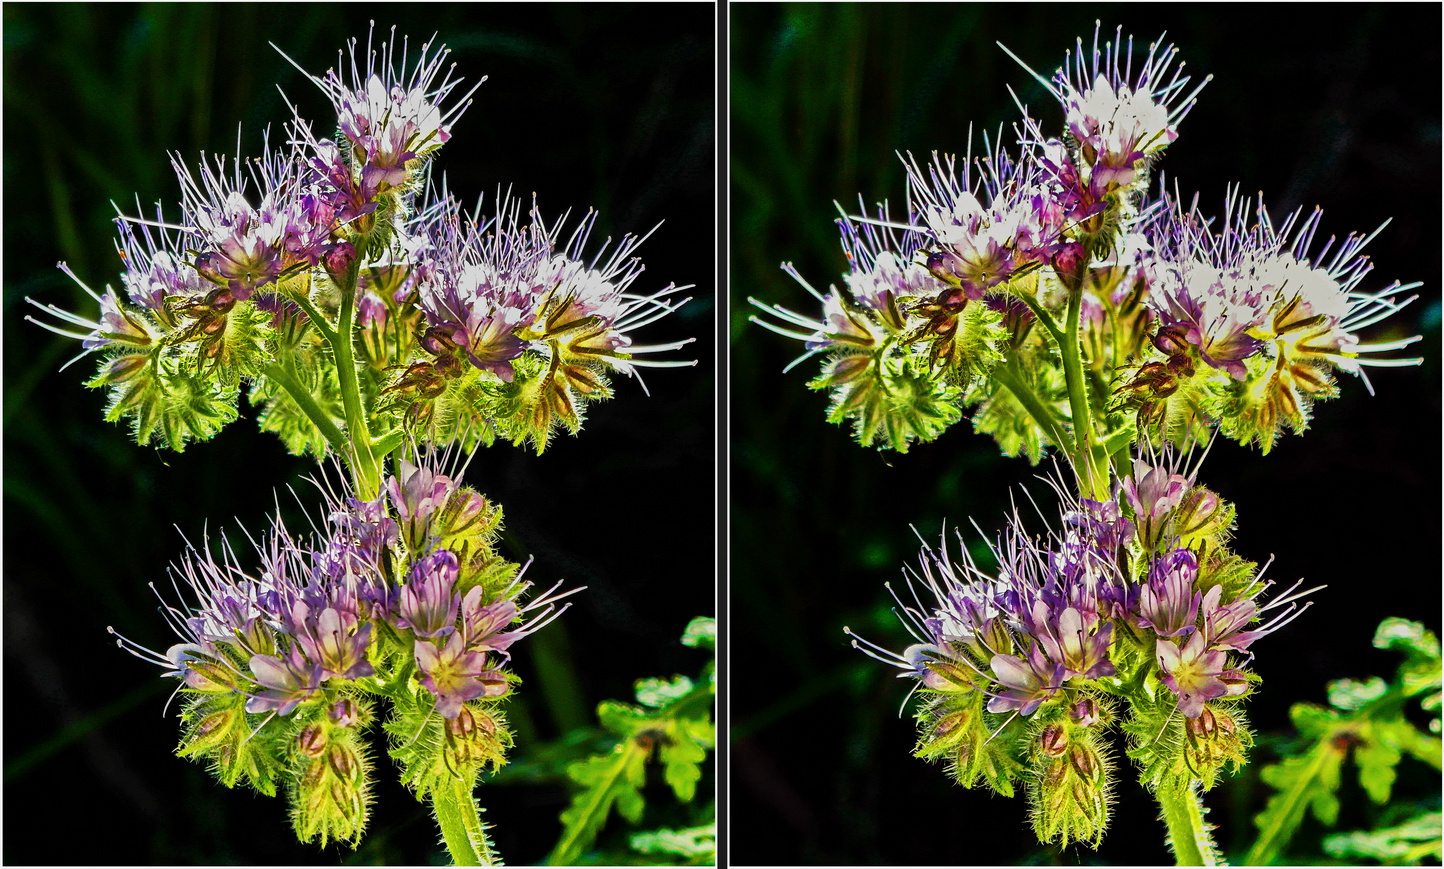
[100,354,149,384]
[298,724,328,758]
[1175,485,1231,546]
[448,707,477,739]
[328,743,360,783]
[1040,725,1069,758]
[329,698,362,729]
[1070,697,1102,728]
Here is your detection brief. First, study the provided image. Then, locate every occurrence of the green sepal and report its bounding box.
[813,353,963,453]
[913,688,1025,796]
[1193,547,1261,605]
[286,707,376,848]
[199,299,273,387]
[932,300,1007,386]
[485,351,608,454]
[176,688,294,797]
[1026,714,1114,849]
[90,350,240,451]
[384,687,514,800]
[1121,687,1188,792]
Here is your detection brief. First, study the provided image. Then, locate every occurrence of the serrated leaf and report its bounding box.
[550,740,649,865]
[1355,725,1403,804]
[1322,810,1444,864]
[636,676,694,708]
[630,824,716,860]
[597,700,651,738]
[660,724,707,802]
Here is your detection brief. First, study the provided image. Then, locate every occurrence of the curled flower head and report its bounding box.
[110,457,576,726]
[415,192,694,386]
[1145,189,1422,390]
[170,133,340,300]
[284,24,483,197]
[1010,24,1209,181]
[904,147,1064,301]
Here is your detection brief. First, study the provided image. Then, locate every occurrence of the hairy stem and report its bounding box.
[431,776,497,866]
[992,358,1072,453]
[332,259,382,499]
[1157,777,1219,866]
[259,359,347,454]
[1058,272,1108,498]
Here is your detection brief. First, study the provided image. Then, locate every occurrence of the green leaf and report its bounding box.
[636,676,694,708]
[550,740,649,865]
[630,824,716,862]
[1322,811,1443,864]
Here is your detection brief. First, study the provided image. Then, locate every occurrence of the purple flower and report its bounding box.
[289,25,481,196]
[393,550,462,638]
[904,148,1065,301]
[1156,633,1243,719]
[1016,24,1207,185]
[1025,602,1117,681]
[247,646,325,716]
[1136,548,1202,638]
[287,600,375,682]
[988,643,1068,716]
[386,458,458,547]
[415,192,692,384]
[414,633,510,719]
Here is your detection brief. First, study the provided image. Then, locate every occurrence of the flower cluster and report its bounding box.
[753,23,1419,458]
[402,192,695,442]
[849,452,1313,846]
[112,455,571,844]
[27,24,693,456]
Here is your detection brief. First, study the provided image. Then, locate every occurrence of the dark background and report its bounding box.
[5,4,712,864]
[731,4,1441,865]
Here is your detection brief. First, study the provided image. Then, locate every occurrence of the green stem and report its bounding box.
[431,775,497,866]
[992,358,1072,453]
[259,359,347,454]
[1157,777,1219,866]
[332,259,381,499]
[289,291,337,343]
[1058,273,1108,498]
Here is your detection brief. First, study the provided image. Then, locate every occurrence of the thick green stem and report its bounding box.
[331,259,382,499]
[1157,778,1219,866]
[259,359,347,453]
[431,776,497,866]
[1058,275,1109,498]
